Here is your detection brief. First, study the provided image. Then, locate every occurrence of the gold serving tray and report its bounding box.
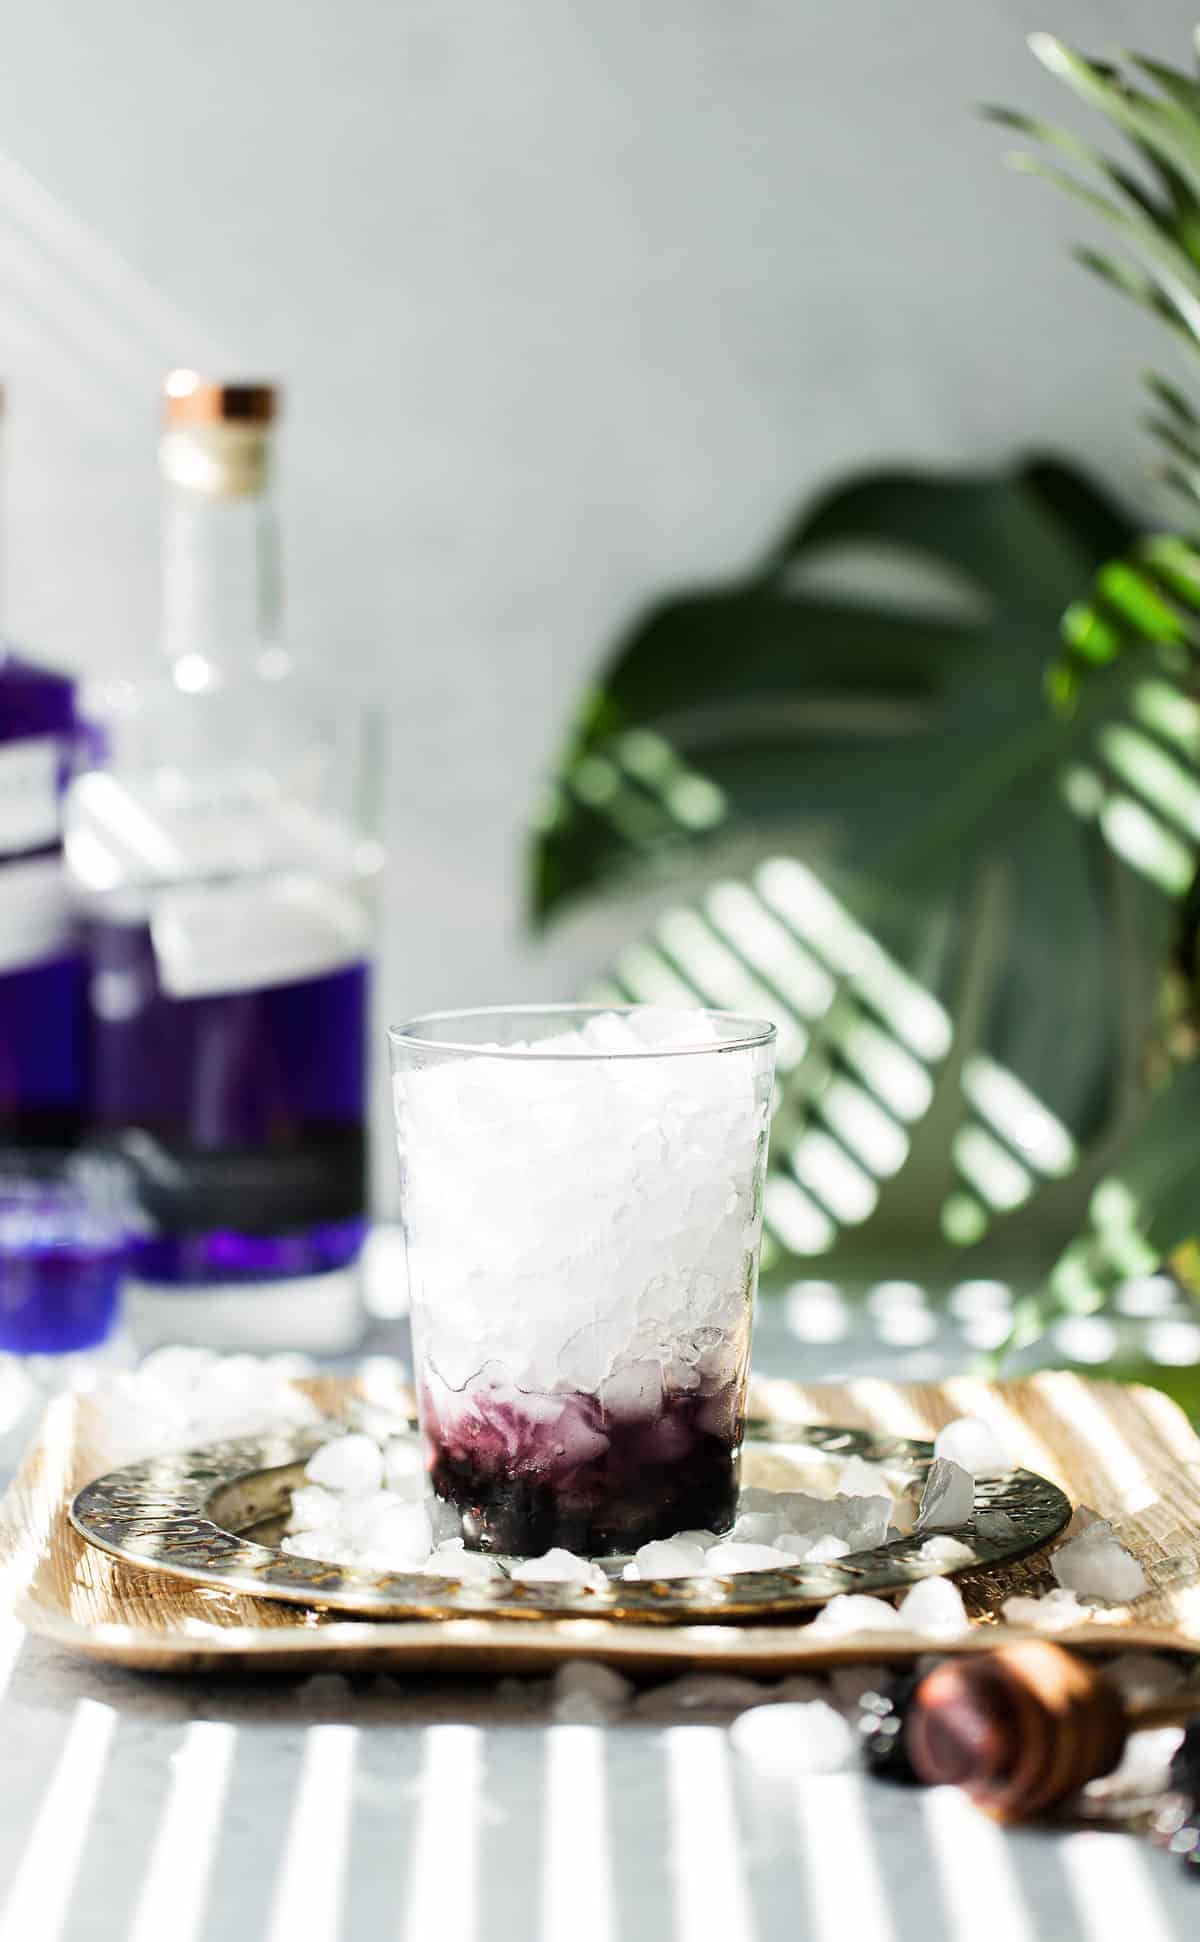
[5,1371,1200,1676]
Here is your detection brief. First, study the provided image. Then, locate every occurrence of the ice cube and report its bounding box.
[800,1534,851,1564]
[344,1497,432,1567]
[1001,1587,1090,1631]
[897,1575,971,1636]
[672,1528,721,1552]
[1052,1522,1148,1603]
[705,1542,787,1575]
[915,1535,974,1567]
[974,1509,1019,1542]
[552,1660,634,1723]
[835,1456,895,1501]
[808,1593,904,1636]
[730,1511,788,1546]
[287,1485,342,1532]
[139,1346,219,1397]
[579,1012,645,1055]
[731,1701,854,1777]
[915,1459,974,1532]
[933,1415,1014,1477]
[1101,1652,1185,1707]
[421,1539,505,1582]
[633,1674,768,1716]
[772,1674,827,1705]
[829,1664,892,1710]
[382,1438,428,1495]
[509,1549,610,1591]
[624,1539,710,1581]
[305,1434,384,1495]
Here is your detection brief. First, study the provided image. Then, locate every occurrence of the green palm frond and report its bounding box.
[995,36,1200,507]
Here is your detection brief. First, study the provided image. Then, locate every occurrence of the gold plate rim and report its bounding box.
[68,1414,1072,1626]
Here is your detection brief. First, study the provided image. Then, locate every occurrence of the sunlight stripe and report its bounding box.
[1060,1831,1175,1942]
[265,1725,358,1942]
[541,1727,615,1942]
[664,1728,756,1942]
[796,1773,895,1942]
[921,1786,1036,1942]
[127,1721,236,1942]
[0,1698,116,1942]
[401,1725,483,1942]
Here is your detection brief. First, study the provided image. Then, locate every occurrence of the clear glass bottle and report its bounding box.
[0,384,85,1148]
[66,374,380,1352]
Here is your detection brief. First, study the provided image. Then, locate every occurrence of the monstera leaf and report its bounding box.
[532,459,1194,1282]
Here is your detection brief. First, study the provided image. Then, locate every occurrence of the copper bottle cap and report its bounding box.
[163,371,278,426]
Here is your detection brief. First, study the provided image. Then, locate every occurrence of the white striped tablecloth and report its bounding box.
[0,1607,1197,1942]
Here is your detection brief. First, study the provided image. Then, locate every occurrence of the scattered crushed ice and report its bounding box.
[551,1661,634,1723]
[422,1539,505,1582]
[305,1434,384,1495]
[829,1664,892,1709]
[731,1700,855,1777]
[975,1509,1020,1542]
[1001,1586,1090,1631]
[297,1672,354,1710]
[933,1416,1014,1478]
[784,1533,850,1564]
[622,1539,710,1581]
[509,1549,610,1591]
[89,1348,319,1462]
[705,1542,789,1575]
[809,1593,904,1636]
[897,1575,971,1637]
[1052,1515,1148,1603]
[287,1485,342,1532]
[915,1536,974,1567]
[632,1673,769,1715]
[1101,1652,1185,1707]
[915,1459,974,1533]
[835,1456,897,1501]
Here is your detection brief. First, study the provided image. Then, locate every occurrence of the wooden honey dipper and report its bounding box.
[902,1639,1200,1822]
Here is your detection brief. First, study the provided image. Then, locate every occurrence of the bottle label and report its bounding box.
[150,871,369,998]
[0,853,75,975]
[0,736,61,856]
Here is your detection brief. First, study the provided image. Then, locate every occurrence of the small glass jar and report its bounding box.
[0,1151,131,1467]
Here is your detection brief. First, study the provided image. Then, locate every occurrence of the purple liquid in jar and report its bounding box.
[85,917,367,1284]
[0,1159,126,1355]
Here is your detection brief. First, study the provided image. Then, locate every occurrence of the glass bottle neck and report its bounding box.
[160,438,285,689]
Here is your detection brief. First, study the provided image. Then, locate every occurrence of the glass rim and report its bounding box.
[388,1003,777,1062]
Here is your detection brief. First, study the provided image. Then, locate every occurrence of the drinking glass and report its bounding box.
[390,1005,776,1554]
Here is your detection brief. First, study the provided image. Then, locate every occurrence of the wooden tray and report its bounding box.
[4,1369,1200,1677]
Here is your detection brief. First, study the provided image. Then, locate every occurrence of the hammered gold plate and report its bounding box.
[5,1372,1200,1676]
[67,1416,1069,1623]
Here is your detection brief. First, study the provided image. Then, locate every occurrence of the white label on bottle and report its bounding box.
[0,853,75,975]
[150,871,368,999]
[0,736,60,855]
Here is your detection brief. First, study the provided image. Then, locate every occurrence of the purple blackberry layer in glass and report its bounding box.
[0,953,85,1143]
[422,1379,744,1555]
[0,1235,123,1352]
[86,918,368,1283]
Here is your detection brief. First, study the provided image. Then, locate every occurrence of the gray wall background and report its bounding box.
[0,0,1194,1186]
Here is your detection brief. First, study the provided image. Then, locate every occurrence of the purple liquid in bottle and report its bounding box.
[85,917,367,1284]
[0,649,84,1146]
